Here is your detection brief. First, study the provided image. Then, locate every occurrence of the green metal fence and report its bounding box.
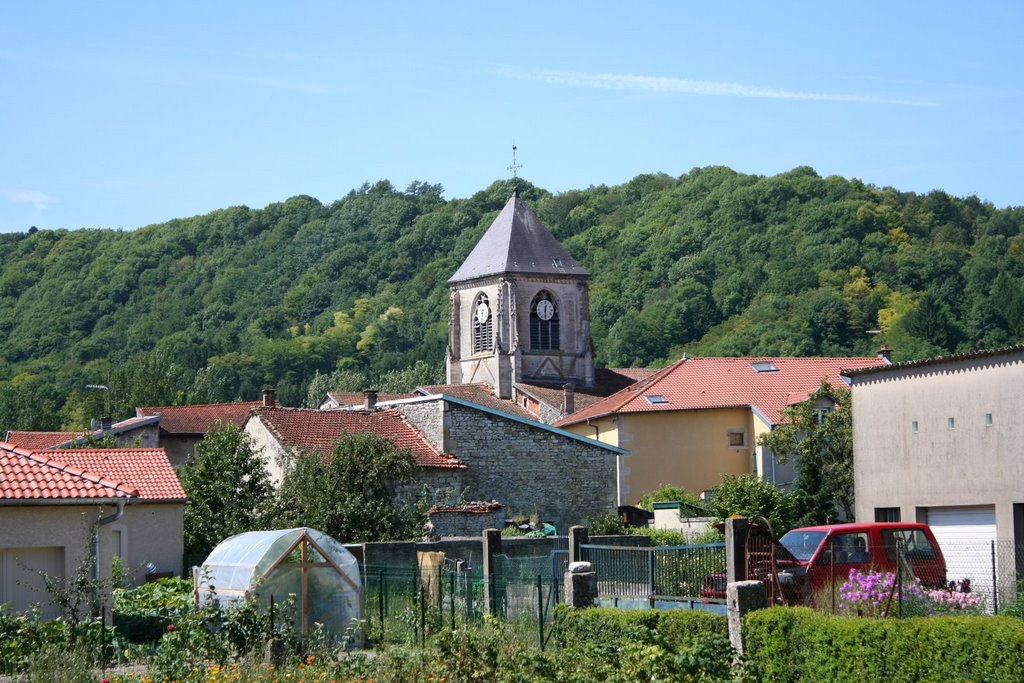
[363,558,560,648]
[582,542,726,599]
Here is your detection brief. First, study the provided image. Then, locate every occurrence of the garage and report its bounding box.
[0,547,65,619]
[927,505,997,603]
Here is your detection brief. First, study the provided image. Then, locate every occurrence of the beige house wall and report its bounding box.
[160,436,203,471]
[243,418,284,485]
[564,408,755,505]
[851,351,1024,540]
[0,502,183,619]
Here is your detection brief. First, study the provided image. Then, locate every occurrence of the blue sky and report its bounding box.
[2,2,1022,232]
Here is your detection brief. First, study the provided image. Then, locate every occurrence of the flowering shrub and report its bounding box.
[837,569,929,616]
[839,569,987,617]
[927,588,985,614]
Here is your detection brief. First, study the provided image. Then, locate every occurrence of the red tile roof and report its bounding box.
[325,392,418,406]
[416,383,535,419]
[137,402,261,435]
[54,448,186,500]
[4,431,78,450]
[0,442,185,502]
[555,356,889,427]
[250,407,464,469]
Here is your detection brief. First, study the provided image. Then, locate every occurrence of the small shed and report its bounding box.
[195,527,362,641]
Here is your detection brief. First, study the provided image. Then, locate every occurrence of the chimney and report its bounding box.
[262,389,277,407]
[364,390,378,411]
[878,344,892,363]
[563,383,575,415]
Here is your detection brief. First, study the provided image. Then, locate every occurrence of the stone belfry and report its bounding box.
[446,189,596,399]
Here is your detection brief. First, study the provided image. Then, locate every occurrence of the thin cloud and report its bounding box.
[0,188,54,209]
[522,68,930,106]
[201,71,333,94]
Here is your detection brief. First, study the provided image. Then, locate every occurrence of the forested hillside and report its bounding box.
[2,167,1023,432]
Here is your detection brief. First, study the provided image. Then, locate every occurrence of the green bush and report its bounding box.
[744,606,1024,682]
[587,512,629,535]
[658,609,728,647]
[554,604,661,650]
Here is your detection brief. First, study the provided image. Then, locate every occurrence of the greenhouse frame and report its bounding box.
[195,527,362,641]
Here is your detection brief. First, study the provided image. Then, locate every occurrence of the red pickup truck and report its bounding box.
[701,522,947,600]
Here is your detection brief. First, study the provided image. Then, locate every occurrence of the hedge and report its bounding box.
[743,606,1024,683]
[554,605,727,651]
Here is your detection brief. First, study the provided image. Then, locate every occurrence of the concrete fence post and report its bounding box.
[569,525,589,564]
[725,516,750,585]
[564,561,598,609]
[727,579,767,655]
[482,528,501,615]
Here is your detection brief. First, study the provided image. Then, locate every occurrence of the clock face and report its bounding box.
[475,302,490,324]
[536,299,555,321]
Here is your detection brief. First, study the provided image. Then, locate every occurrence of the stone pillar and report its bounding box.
[569,525,589,564]
[727,580,767,655]
[482,528,502,615]
[725,516,750,585]
[564,561,598,609]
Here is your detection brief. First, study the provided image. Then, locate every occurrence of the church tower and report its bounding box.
[446,190,596,399]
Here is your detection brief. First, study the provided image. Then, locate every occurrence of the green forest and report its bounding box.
[2,166,1023,433]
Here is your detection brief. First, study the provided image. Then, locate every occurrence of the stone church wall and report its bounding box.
[396,399,617,533]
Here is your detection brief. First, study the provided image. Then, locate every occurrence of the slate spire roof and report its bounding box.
[448,192,588,284]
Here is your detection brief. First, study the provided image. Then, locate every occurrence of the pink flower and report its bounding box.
[167,623,176,632]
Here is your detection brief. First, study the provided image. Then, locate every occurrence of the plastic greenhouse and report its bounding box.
[194,528,362,641]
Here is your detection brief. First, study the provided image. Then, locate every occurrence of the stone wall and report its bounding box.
[428,507,505,538]
[396,399,618,533]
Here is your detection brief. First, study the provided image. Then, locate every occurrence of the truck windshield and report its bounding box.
[779,530,827,562]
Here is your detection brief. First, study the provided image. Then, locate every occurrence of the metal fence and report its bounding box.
[581,542,726,600]
[934,539,1024,613]
[362,556,560,648]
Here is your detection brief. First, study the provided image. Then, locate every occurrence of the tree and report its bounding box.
[759,380,854,526]
[707,473,797,534]
[179,422,273,555]
[273,432,423,542]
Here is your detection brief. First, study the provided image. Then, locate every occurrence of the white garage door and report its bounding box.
[0,547,65,619]
[927,505,997,599]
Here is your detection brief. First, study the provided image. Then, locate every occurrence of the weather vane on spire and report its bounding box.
[507,144,522,180]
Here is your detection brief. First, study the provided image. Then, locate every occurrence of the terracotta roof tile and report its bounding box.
[250,407,464,469]
[4,431,78,450]
[556,356,889,427]
[53,448,186,500]
[137,402,261,434]
[0,442,184,501]
[416,383,535,419]
[325,392,418,406]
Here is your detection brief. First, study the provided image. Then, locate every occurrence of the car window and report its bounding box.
[881,528,936,561]
[830,533,870,564]
[779,530,827,562]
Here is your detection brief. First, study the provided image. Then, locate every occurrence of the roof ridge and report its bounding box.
[139,400,261,410]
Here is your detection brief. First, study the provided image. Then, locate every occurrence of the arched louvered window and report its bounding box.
[530,291,560,350]
[472,293,493,353]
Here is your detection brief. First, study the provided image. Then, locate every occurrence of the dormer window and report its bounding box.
[530,291,560,350]
[472,293,493,353]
